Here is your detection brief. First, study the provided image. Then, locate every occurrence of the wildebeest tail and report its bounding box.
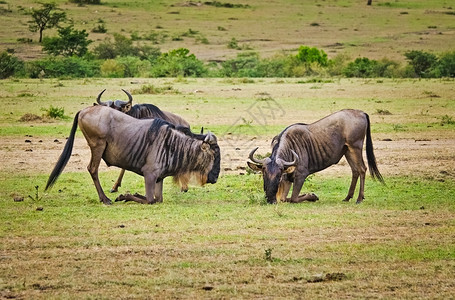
[365,113,385,184]
[45,112,80,190]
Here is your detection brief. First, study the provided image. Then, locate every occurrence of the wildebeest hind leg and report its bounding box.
[87,142,112,205]
[110,169,126,193]
[344,148,367,203]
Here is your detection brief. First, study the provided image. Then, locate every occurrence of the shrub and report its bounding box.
[94,33,139,59]
[219,52,261,77]
[0,51,25,79]
[343,57,379,77]
[150,48,207,77]
[42,25,92,57]
[26,56,100,78]
[295,46,328,66]
[404,50,437,77]
[115,56,152,77]
[41,105,66,119]
[431,51,455,78]
[100,59,124,77]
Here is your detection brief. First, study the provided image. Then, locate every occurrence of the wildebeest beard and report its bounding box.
[147,119,220,185]
[262,161,282,204]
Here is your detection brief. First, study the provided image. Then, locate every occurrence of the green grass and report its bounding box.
[1,173,454,298]
[0,78,454,298]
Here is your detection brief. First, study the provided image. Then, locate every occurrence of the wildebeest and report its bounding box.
[45,105,220,204]
[96,89,191,192]
[247,109,384,204]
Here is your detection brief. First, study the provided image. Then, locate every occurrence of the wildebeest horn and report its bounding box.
[122,89,133,104]
[279,150,298,167]
[249,147,267,165]
[204,131,216,144]
[96,89,107,105]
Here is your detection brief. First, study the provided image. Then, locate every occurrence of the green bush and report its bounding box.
[343,57,378,77]
[150,48,207,77]
[27,56,100,78]
[116,56,152,77]
[42,25,92,57]
[404,50,437,77]
[295,46,328,66]
[431,51,455,78]
[0,51,25,79]
[41,105,66,119]
[94,33,138,59]
[100,59,124,77]
[219,52,261,77]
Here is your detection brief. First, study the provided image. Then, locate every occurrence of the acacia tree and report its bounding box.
[28,3,66,43]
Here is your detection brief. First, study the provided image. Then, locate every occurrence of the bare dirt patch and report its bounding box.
[1,135,454,181]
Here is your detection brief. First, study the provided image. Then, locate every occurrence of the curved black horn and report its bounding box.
[122,89,133,104]
[280,150,298,167]
[96,89,107,105]
[249,147,267,165]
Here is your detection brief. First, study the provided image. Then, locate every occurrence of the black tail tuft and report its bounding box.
[365,113,385,184]
[45,112,80,191]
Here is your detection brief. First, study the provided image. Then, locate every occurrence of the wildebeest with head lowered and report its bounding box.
[248,109,384,204]
[96,89,191,192]
[45,105,220,204]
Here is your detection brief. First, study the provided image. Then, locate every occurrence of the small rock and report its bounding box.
[36,207,43,211]
[13,196,24,202]
[25,139,32,143]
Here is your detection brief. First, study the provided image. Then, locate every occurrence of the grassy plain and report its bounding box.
[1,0,455,62]
[0,78,454,298]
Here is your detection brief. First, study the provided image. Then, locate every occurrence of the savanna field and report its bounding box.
[1,0,455,299]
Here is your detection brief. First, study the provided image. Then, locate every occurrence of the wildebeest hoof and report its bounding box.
[115,194,128,202]
[110,188,118,193]
[305,193,319,202]
[296,193,319,202]
[101,198,112,205]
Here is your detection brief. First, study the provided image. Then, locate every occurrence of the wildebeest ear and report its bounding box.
[247,161,262,172]
[283,165,296,174]
[201,143,210,151]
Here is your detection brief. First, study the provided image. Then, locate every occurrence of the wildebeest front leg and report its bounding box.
[110,169,126,193]
[116,172,158,204]
[154,180,163,203]
[87,142,112,205]
[286,175,319,203]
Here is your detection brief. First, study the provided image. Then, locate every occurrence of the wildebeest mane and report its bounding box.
[128,103,168,120]
[271,123,307,159]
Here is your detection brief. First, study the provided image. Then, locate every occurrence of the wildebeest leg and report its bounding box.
[286,174,319,203]
[116,172,158,204]
[343,148,367,203]
[144,172,158,204]
[110,169,126,193]
[87,142,112,205]
[277,180,292,202]
[154,180,163,203]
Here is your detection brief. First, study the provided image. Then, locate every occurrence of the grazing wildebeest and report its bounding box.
[96,89,191,192]
[45,105,220,204]
[247,109,384,204]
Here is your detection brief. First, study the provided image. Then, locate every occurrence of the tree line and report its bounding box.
[1,2,454,79]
